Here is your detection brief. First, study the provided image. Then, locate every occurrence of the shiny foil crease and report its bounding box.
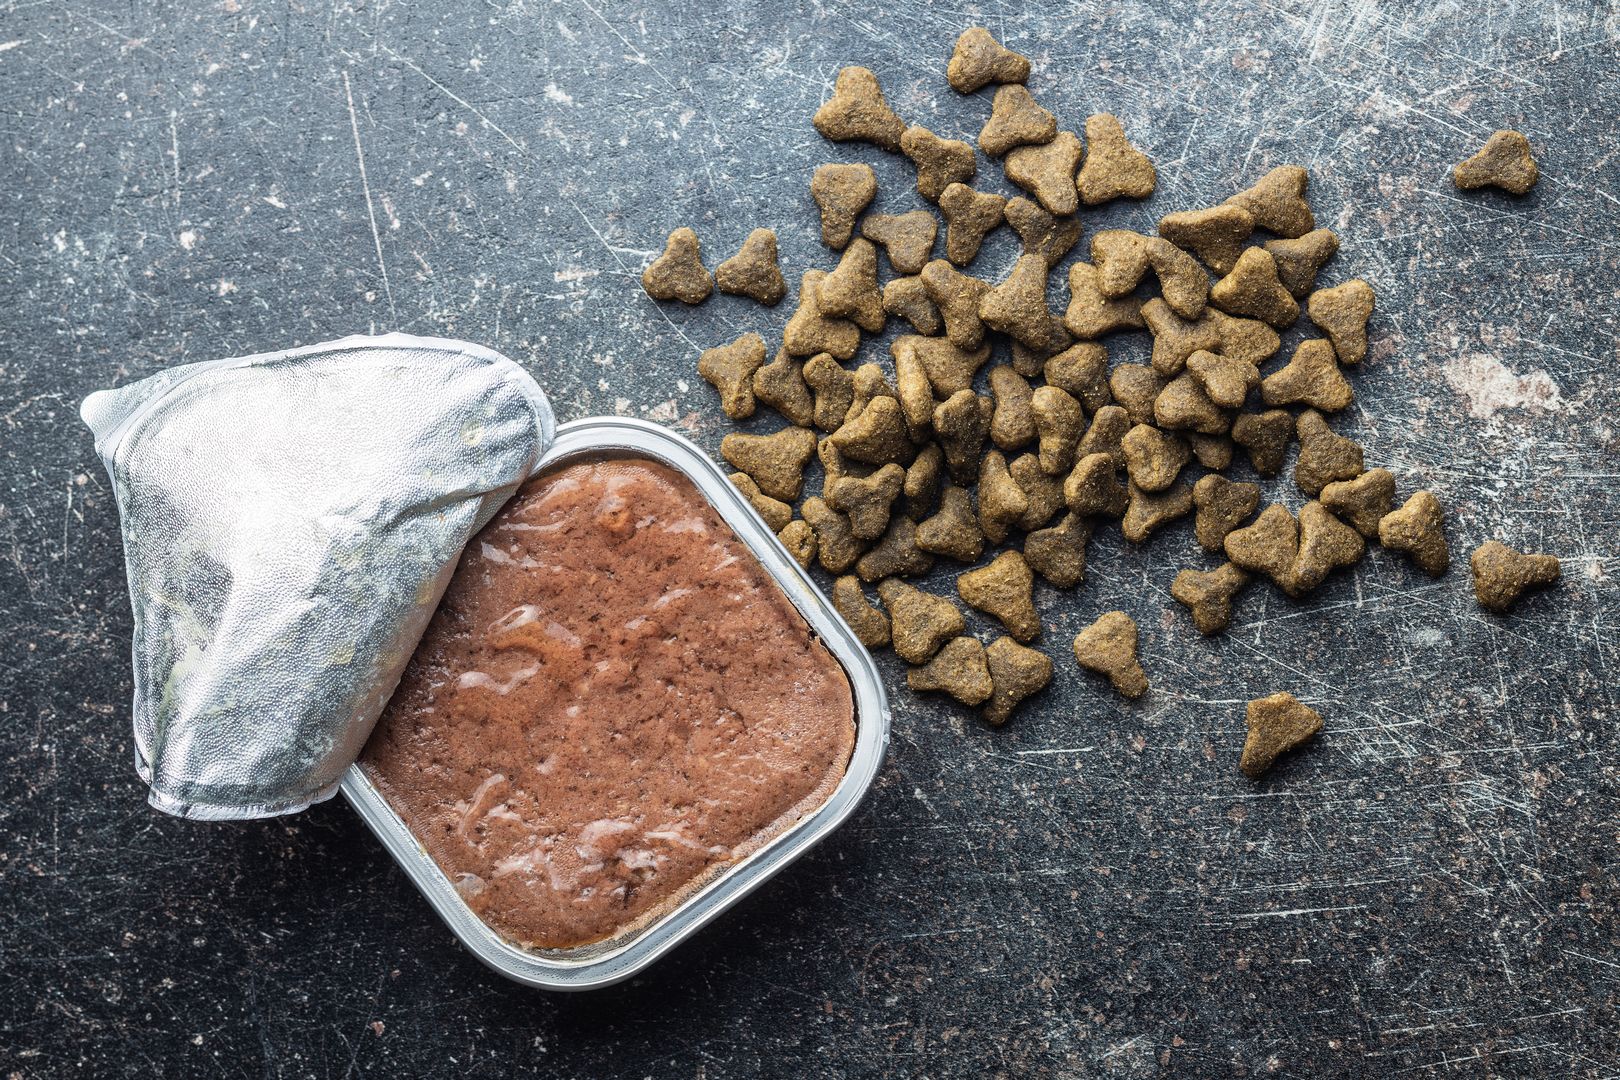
[81,334,555,820]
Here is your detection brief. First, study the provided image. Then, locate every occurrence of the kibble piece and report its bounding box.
[958,551,1041,642]
[1077,113,1157,205]
[903,442,945,519]
[1294,409,1363,497]
[1470,540,1560,612]
[816,238,886,332]
[1005,196,1082,266]
[778,519,818,568]
[1009,453,1065,532]
[933,390,991,484]
[919,260,992,350]
[1031,386,1086,476]
[1064,262,1146,339]
[829,462,906,541]
[641,227,713,304]
[892,348,936,440]
[1209,310,1284,367]
[699,332,767,419]
[878,579,964,662]
[1171,563,1251,635]
[845,363,898,425]
[1262,339,1353,412]
[1190,433,1234,471]
[1122,423,1189,492]
[1154,373,1229,436]
[1011,325,1074,377]
[1231,409,1293,476]
[916,484,987,562]
[1225,165,1313,238]
[1290,501,1365,595]
[1122,480,1194,543]
[730,471,794,532]
[863,211,939,275]
[1320,468,1395,538]
[1147,239,1211,320]
[1379,490,1450,577]
[908,636,994,705]
[1157,204,1254,277]
[1186,349,1259,409]
[981,637,1054,726]
[813,66,906,150]
[1045,342,1112,412]
[938,183,1007,265]
[981,254,1063,350]
[1241,692,1322,778]
[1306,280,1375,365]
[1073,611,1148,699]
[882,276,943,336]
[977,450,1030,543]
[979,84,1057,157]
[800,496,862,574]
[899,332,991,397]
[1077,405,1131,467]
[783,270,860,360]
[752,348,816,427]
[947,26,1030,93]
[1210,247,1298,328]
[833,396,913,466]
[1224,503,1299,586]
[715,228,787,305]
[902,126,978,203]
[1090,229,1153,297]
[832,575,890,648]
[988,365,1037,451]
[1109,363,1166,427]
[1024,511,1092,589]
[818,436,857,491]
[810,163,879,250]
[1193,474,1261,553]
[1264,229,1339,298]
[1063,452,1129,518]
[858,516,935,582]
[802,353,855,434]
[721,425,817,502]
[1141,299,1220,377]
[1005,131,1084,216]
[1453,130,1539,195]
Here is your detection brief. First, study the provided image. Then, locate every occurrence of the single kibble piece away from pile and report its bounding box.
[1072,611,1148,699]
[1240,692,1323,778]
[1470,541,1560,613]
[1453,130,1539,195]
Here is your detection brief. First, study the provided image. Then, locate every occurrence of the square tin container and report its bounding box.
[340,415,890,991]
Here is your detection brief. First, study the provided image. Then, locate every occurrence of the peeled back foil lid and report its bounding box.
[81,333,555,821]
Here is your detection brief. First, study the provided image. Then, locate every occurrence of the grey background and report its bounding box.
[3,1,1618,1076]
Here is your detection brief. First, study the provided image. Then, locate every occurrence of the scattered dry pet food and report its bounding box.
[882,275,944,335]
[863,211,940,275]
[917,484,987,562]
[829,462,906,541]
[715,228,787,305]
[802,352,856,432]
[783,270,860,360]
[1470,540,1560,613]
[1306,280,1376,365]
[1076,405,1131,467]
[1193,474,1260,553]
[904,443,944,518]
[1453,130,1539,195]
[947,27,1030,93]
[1209,247,1298,328]
[1185,349,1259,409]
[988,365,1037,450]
[1072,611,1148,699]
[957,550,1041,642]
[878,579,965,662]
[1004,196,1082,266]
[834,395,914,466]
[1121,480,1194,543]
[1225,165,1314,238]
[699,332,767,419]
[1030,386,1086,475]
[981,254,1061,349]
[977,450,1030,543]
[1262,339,1353,412]
[833,575,891,648]
[816,238,886,332]
[933,390,992,482]
[1231,408,1294,475]
[753,348,816,427]
[721,426,818,502]
[1109,362,1165,426]
[920,260,992,349]
[813,66,907,150]
[1157,204,1253,277]
[811,163,879,250]
[1063,452,1129,518]
[1153,373,1227,435]
[979,85,1057,157]
[857,516,934,581]
[1023,511,1092,588]
[1264,229,1339,297]
[1122,423,1189,492]
[938,183,1007,264]
[1171,563,1250,635]
[1379,490,1450,577]
[1320,468,1395,539]
[779,519,818,568]
[908,635,994,704]
[1240,692,1322,778]
[1293,409,1363,496]
[801,496,862,574]
[642,226,713,304]
[1009,453,1064,531]
[902,126,978,201]
[1075,113,1156,204]
[1223,503,1299,589]
[1044,341,1113,411]
[1291,501,1366,595]
[1190,433,1234,471]
[1064,263,1145,339]
[981,636,1054,725]
[731,471,794,532]
[1005,131,1084,216]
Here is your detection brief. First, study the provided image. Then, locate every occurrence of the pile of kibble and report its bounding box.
[639,28,1560,775]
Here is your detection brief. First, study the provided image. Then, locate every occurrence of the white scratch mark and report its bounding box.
[342,69,396,323]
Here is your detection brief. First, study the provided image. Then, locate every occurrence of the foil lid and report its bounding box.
[81,334,555,821]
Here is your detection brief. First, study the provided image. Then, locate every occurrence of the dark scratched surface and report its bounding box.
[3,1,1619,1076]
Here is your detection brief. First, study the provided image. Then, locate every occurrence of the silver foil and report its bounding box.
[81,333,554,821]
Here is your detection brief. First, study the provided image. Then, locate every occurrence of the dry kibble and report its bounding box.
[1063,452,1129,518]
[1209,310,1285,366]
[802,352,855,433]
[858,516,935,582]
[1225,165,1314,238]
[1142,300,1280,377]
[1122,423,1189,492]
[977,450,1030,543]
[1045,342,1113,412]
[1077,404,1131,467]
[1307,280,1375,365]
[752,348,816,427]
[1224,504,1299,588]
[979,85,1057,157]
[988,365,1037,451]
[878,579,964,662]
[1171,563,1251,635]
[901,126,977,202]
[908,636,994,705]
[1157,204,1254,276]
[730,471,793,532]
[816,238,886,332]
[1262,338,1353,412]
[845,363,897,424]
[938,183,1007,265]
[981,254,1064,350]
[1009,453,1065,532]
[1292,501,1365,594]
[833,396,914,466]
[832,575,890,648]
[1186,349,1259,409]
[1031,386,1086,475]
[829,462,906,541]
[813,66,906,150]
[720,425,817,502]
[1379,490,1450,577]
[1147,238,1211,320]
[1294,409,1363,496]
[1470,540,1560,612]
[1090,229,1153,297]
[1122,480,1194,543]
[1024,511,1092,589]
[699,332,766,419]
[863,211,939,275]
[714,228,787,306]
[1064,262,1146,339]
[898,332,991,396]
[957,551,1041,642]
[1190,433,1234,471]
[1210,247,1298,328]
[1231,408,1293,475]
[903,442,945,519]
[1109,363,1166,426]
[1241,692,1322,778]
[1011,327,1074,377]
[1072,611,1148,699]
[1004,196,1083,266]
[933,390,991,483]
[1319,468,1395,538]
[800,496,862,574]
[916,484,987,562]
[892,346,937,439]
[641,227,713,304]
[818,436,858,491]
[783,270,860,360]
[1154,373,1229,436]
[1076,113,1156,204]
[920,260,992,349]
[1193,474,1261,553]
[1264,229,1339,297]
[981,637,1054,725]
[779,520,817,568]
[947,27,1030,93]
[882,275,944,336]
[1453,130,1539,195]
[1005,131,1084,216]
[810,163,879,250]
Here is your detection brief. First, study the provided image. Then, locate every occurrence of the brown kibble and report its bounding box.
[1225,165,1313,238]
[818,436,857,491]
[1224,504,1298,587]
[857,515,935,582]
[1453,130,1539,195]
[897,331,991,396]
[1031,385,1086,475]
[1148,239,1211,319]
[1190,433,1234,471]
[845,362,897,425]
[901,126,977,202]
[1193,474,1261,553]
[958,551,1040,642]
[1073,611,1147,699]
[1264,229,1339,298]
[1122,480,1194,543]
[1076,113,1156,204]
[1005,131,1084,216]
[730,471,793,532]
[721,425,817,502]
[1024,511,1092,589]
[1470,540,1559,612]
[833,395,913,466]
[882,275,944,336]
[916,484,987,562]
[1010,328,1073,378]
[1004,196,1082,266]
[800,496,862,574]
[1090,229,1152,297]
[878,579,964,662]
[752,348,816,427]
[778,519,817,569]
[1063,452,1129,518]
[815,238,885,332]
[979,85,1057,157]
[1294,409,1363,496]
[1186,349,1259,409]
[715,228,787,306]
[783,270,860,360]
[1292,501,1365,595]
[1379,490,1450,577]
[1231,408,1293,475]
[810,163,879,250]
[829,462,906,541]
[1154,373,1229,436]
[892,345,937,439]
[1241,692,1322,778]
[1077,404,1131,467]
[813,66,906,151]
[699,332,766,419]
[1262,338,1353,412]
[1320,468,1395,538]
[1109,363,1166,426]
[981,254,1064,350]
[1209,310,1285,366]
[903,442,945,519]
[988,365,1037,451]
[920,260,992,349]
[1306,280,1375,365]
[832,575,890,649]
[908,636,994,705]
[1210,247,1298,328]
[1142,299,1280,377]
[1171,563,1250,635]
[1009,453,1065,532]
[1045,342,1113,412]
[933,389,992,483]
[947,27,1030,93]
[938,183,1007,265]
[641,227,713,304]
[863,211,939,275]
[802,353,855,433]
[977,450,1030,543]
[1157,204,1254,276]
[1064,262,1146,339]
[981,637,1054,726]
[1122,423,1189,492]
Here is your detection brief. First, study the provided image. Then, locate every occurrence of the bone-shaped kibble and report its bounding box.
[1121,423,1189,492]
[1291,501,1365,595]
[1319,468,1395,539]
[1262,338,1353,412]
[1064,262,1146,340]
[730,471,793,532]
[642,227,713,304]
[957,550,1041,642]
[934,390,992,484]
[1171,562,1251,635]
[878,579,965,663]
[1193,474,1261,553]
[1010,325,1074,376]
[979,85,1057,157]
[1122,480,1194,543]
[1154,373,1229,436]
[862,211,939,275]
[1470,540,1559,612]
[828,462,906,541]
[1378,490,1450,577]
[1073,611,1148,699]
[698,332,766,419]
[783,270,860,360]
[802,353,854,433]
[916,484,987,562]
[908,636,994,705]
[1076,113,1156,205]
[891,347,936,440]
[832,575,890,649]
[1190,433,1234,471]
[1264,229,1339,298]
[833,396,913,466]
[896,333,990,399]
[1307,279,1375,365]
[1453,131,1539,195]
[1224,503,1299,587]
[901,126,978,202]
[1186,349,1259,409]
[800,496,861,574]
[977,450,1030,543]
[1063,452,1129,518]
[1294,409,1363,496]
[903,443,945,520]
[982,636,1054,726]
[714,228,787,306]
[1044,342,1113,412]
[1023,511,1093,589]
[1031,386,1086,475]
[1141,300,1281,377]
[857,515,935,582]
[1109,363,1166,426]
[1009,453,1064,532]
[752,348,815,427]
[882,275,944,336]
[1005,196,1082,266]
[844,363,898,426]
[938,183,1007,265]
[947,26,1031,93]
[1077,405,1131,467]
[981,254,1064,350]
[1230,408,1293,475]
[920,259,992,349]
[720,425,817,502]
[1225,165,1314,238]
[1210,247,1299,328]
[778,519,817,568]
[813,66,907,150]
[1005,131,1084,216]
[1241,692,1322,778]
[810,163,878,250]
[1090,232,1207,318]
[1157,204,1254,276]
[988,365,1037,452]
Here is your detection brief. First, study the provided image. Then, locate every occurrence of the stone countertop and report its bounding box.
[2,2,1617,1076]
